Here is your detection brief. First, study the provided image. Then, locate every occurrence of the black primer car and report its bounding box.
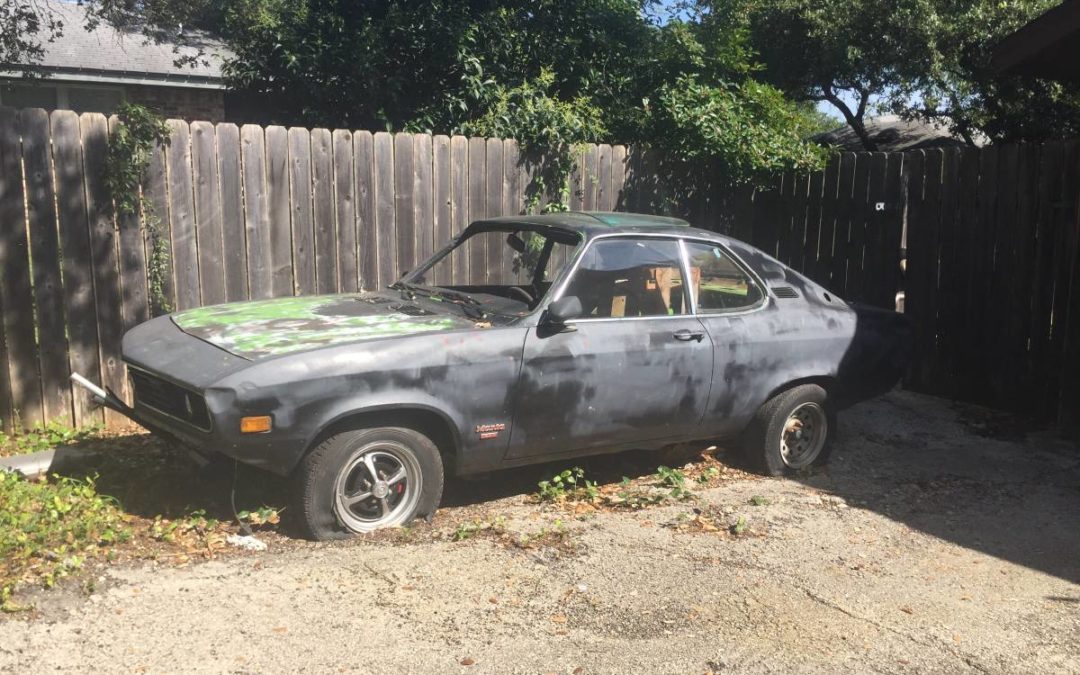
[74,212,910,539]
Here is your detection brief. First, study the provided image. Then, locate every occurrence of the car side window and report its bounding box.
[683,241,764,312]
[561,239,687,318]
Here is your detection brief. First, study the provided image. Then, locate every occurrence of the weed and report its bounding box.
[0,471,130,599]
[452,517,506,542]
[749,495,769,507]
[0,422,102,457]
[537,467,599,503]
[237,506,282,527]
[697,467,720,483]
[730,516,749,535]
[656,466,695,501]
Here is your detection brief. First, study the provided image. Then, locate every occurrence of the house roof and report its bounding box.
[991,1,1080,83]
[813,115,983,152]
[1,2,230,89]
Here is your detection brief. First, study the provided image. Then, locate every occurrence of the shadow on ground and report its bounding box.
[43,390,1080,584]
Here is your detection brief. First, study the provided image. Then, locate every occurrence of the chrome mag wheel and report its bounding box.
[332,442,422,532]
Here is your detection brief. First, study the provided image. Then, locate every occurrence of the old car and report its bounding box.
[73,212,910,539]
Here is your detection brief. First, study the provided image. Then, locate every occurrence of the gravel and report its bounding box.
[2,389,1078,674]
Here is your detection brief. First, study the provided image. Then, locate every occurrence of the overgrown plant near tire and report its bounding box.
[105,103,172,314]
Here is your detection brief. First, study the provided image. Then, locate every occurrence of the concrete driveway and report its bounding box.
[1,390,1078,674]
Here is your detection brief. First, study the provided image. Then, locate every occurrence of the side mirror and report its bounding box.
[544,295,583,326]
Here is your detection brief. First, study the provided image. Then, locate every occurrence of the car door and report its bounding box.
[680,239,769,438]
[505,237,714,460]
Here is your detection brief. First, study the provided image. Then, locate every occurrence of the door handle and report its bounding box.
[673,329,705,342]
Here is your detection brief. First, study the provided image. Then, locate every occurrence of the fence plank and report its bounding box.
[191,121,225,306]
[311,128,337,294]
[862,152,893,309]
[467,137,487,280]
[0,276,10,431]
[450,136,469,284]
[582,144,599,211]
[354,131,376,291]
[217,123,247,302]
[964,147,999,402]
[902,150,927,385]
[110,116,148,350]
[145,131,174,312]
[414,133,435,268]
[23,109,72,424]
[51,110,102,425]
[82,113,128,427]
[988,144,1019,403]
[265,126,294,296]
[165,120,200,309]
[394,133,416,277]
[826,154,856,294]
[611,145,628,211]
[597,144,612,211]
[801,169,825,283]
[432,135,452,285]
[333,129,357,292]
[485,138,505,282]
[1024,143,1064,413]
[569,147,584,211]
[910,149,943,392]
[503,140,523,218]
[373,132,397,288]
[0,108,43,429]
[1006,144,1041,409]
[1058,172,1080,438]
[288,127,316,295]
[241,124,271,299]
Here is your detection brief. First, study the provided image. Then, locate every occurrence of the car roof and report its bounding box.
[472,211,725,241]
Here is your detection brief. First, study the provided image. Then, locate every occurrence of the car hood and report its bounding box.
[171,293,477,360]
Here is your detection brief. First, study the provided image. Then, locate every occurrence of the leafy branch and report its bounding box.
[105,103,172,314]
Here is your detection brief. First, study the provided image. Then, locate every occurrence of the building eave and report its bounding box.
[0,67,227,91]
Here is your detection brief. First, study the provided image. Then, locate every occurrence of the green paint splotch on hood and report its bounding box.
[172,294,467,360]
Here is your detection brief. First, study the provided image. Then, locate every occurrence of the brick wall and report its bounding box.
[126,85,225,123]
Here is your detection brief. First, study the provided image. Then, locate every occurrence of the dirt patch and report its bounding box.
[1,389,1078,674]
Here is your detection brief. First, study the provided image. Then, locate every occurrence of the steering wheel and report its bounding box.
[508,285,535,306]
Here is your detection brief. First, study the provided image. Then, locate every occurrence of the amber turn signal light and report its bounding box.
[240,416,272,433]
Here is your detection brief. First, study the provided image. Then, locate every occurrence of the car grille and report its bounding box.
[130,369,212,431]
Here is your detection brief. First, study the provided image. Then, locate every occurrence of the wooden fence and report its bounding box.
[0,107,1077,437]
[0,108,650,431]
[737,146,1080,437]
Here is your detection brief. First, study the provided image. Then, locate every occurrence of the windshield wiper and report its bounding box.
[388,281,486,318]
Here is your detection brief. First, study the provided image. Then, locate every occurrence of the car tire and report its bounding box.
[294,426,444,541]
[742,384,834,476]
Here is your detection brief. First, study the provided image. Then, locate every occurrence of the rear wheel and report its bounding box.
[742,384,834,476]
[294,426,444,540]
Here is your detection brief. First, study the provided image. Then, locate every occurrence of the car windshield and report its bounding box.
[400,226,581,314]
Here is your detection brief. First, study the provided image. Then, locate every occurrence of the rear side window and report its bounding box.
[684,241,764,312]
[562,238,688,318]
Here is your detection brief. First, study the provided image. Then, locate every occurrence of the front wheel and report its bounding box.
[294,426,444,540]
[742,384,834,476]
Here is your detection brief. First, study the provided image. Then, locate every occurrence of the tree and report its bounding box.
[721,0,1080,148]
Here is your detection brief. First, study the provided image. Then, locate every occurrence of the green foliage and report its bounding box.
[651,75,826,181]
[749,495,769,506]
[105,103,172,314]
[218,0,827,196]
[655,465,696,501]
[0,471,130,602]
[537,466,599,503]
[734,0,1080,145]
[0,422,101,458]
[454,69,606,212]
[730,515,749,535]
